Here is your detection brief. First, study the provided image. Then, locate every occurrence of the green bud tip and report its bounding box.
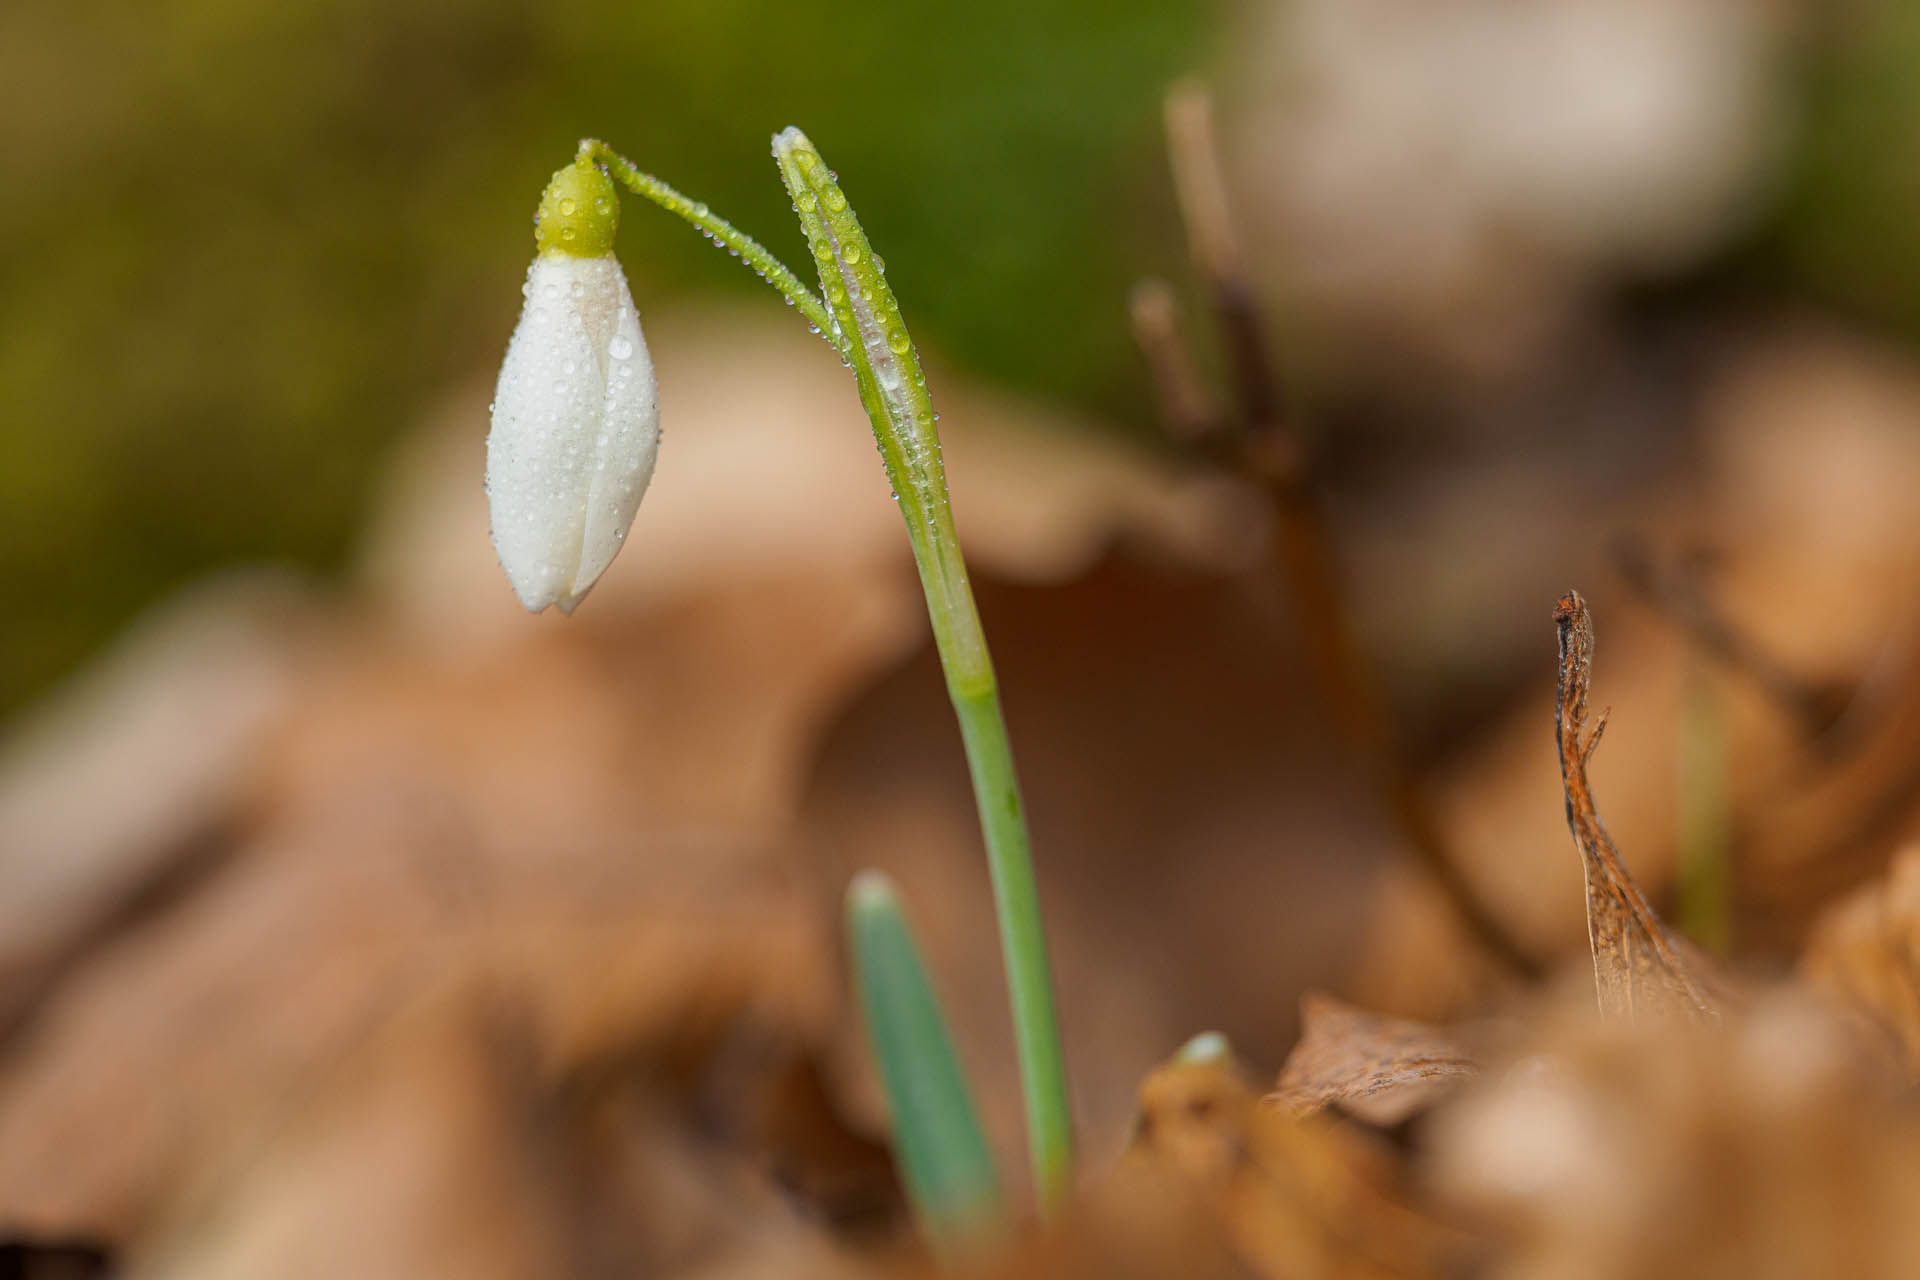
[534,157,619,258]
[771,126,826,176]
[848,869,898,916]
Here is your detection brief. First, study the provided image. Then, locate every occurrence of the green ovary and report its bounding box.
[534,158,620,258]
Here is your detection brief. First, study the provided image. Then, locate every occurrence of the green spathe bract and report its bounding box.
[769,126,1073,1214]
[513,130,1076,1226]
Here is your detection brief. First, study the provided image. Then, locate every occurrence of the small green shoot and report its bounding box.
[848,872,1001,1250]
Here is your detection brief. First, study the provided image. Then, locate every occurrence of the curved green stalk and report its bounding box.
[577,138,836,339]
[847,872,1002,1249]
[772,126,1072,1213]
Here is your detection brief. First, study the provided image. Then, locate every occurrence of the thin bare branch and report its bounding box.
[1127,279,1224,445]
[1164,80,1245,286]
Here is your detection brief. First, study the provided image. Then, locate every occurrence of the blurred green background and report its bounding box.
[0,0,1210,717]
[3,0,1920,721]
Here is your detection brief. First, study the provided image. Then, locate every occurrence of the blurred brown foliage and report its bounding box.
[2,299,1919,1275]
[9,0,1920,1275]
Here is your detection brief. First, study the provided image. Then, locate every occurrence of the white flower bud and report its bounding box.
[486,162,660,614]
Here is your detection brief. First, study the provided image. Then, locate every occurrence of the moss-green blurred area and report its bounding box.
[0,0,1209,717]
[1775,4,1920,337]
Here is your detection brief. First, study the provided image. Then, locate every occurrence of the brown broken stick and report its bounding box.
[1554,590,1721,1022]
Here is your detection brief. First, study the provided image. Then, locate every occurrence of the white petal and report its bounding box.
[570,268,659,608]
[486,255,606,612]
[487,254,661,614]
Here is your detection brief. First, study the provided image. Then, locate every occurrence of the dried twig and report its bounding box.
[1142,80,1541,980]
[1554,590,1720,1021]
[1164,83,1245,289]
[1163,83,1291,478]
[1127,279,1223,446]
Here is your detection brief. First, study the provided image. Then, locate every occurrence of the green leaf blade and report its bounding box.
[847,871,1002,1249]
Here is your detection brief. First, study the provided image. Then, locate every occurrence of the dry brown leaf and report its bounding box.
[1553,590,1719,1022]
[0,575,321,1038]
[1429,992,1920,1280]
[130,961,881,1280]
[0,572,886,1262]
[1696,333,1920,944]
[1117,1042,1465,1280]
[1127,1043,1264,1190]
[955,1168,1248,1280]
[1801,843,1920,1076]
[1270,993,1477,1125]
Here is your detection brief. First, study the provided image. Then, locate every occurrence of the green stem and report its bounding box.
[770,126,1072,1213]
[951,687,1072,1206]
[578,138,837,339]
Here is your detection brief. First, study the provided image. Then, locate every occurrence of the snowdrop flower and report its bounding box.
[487,159,659,613]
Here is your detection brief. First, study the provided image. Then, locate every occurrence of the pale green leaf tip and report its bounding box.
[535,157,619,258]
[848,868,897,915]
[1176,1030,1232,1064]
[771,126,820,170]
